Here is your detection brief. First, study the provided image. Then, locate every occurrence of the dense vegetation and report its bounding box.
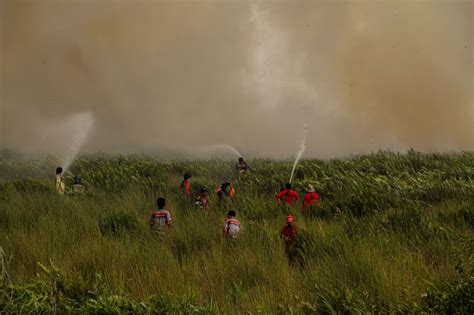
[0,150,473,313]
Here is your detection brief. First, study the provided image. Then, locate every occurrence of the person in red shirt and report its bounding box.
[276,183,300,205]
[181,173,192,198]
[302,184,319,208]
[280,215,299,265]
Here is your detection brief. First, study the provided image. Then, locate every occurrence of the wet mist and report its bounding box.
[1,0,472,158]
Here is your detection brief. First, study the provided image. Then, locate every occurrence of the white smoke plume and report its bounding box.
[1,0,472,158]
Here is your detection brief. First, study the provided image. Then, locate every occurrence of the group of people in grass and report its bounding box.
[55,167,85,195]
[150,157,320,263]
[55,157,319,263]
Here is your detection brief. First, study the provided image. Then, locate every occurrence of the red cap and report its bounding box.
[286,215,294,223]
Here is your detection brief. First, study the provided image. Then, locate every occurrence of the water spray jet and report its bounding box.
[187,144,242,159]
[289,124,308,184]
[210,144,242,157]
[59,112,95,171]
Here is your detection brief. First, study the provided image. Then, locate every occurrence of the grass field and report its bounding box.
[0,151,473,313]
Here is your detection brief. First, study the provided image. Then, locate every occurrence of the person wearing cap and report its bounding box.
[181,173,192,198]
[302,185,319,208]
[280,215,299,265]
[149,197,173,234]
[275,183,300,205]
[195,187,210,211]
[223,210,241,239]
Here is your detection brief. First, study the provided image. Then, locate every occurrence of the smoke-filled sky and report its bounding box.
[1,0,473,158]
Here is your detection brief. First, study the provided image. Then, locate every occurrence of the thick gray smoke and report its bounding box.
[1,0,473,158]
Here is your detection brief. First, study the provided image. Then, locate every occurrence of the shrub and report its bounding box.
[421,275,474,314]
[99,211,139,236]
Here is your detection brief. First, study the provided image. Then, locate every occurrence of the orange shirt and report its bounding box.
[182,179,191,196]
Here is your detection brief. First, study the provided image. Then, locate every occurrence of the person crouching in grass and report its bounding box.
[223,210,241,240]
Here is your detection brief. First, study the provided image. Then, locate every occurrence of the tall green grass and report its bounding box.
[0,151,473,313]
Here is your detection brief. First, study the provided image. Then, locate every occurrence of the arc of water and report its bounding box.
[210,144,242,157]
[289,124,308,183]
[194,144,242,158]
[60,112,95,171]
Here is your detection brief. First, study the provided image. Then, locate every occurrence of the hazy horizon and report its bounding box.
[1,0,473,159]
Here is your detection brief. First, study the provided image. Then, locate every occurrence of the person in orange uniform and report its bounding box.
[181,173,192,198]
[302,185,319,208]
[216,182,235,208]
[280,215,299,265]
[276,183,300,205]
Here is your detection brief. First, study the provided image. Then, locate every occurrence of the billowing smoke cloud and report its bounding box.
[1,0,472,158]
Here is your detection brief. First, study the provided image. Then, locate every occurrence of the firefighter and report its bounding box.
[149,197,173,234]
[216,182,235,207]
[55,167,65,194]
[302,184,319,208]
[223,210,241,239]
[275,183,300,205]
[73,175,85,194]
[181,173,192,198]
[195,187,210,211]
[235,157,251,174]
[280,215,300,265]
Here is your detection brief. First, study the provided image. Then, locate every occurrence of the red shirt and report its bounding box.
[276,189,300,205]
[303,192,319,208]
[280,224,299,246]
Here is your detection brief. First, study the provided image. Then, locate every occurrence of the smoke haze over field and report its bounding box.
[1,0,473,158]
